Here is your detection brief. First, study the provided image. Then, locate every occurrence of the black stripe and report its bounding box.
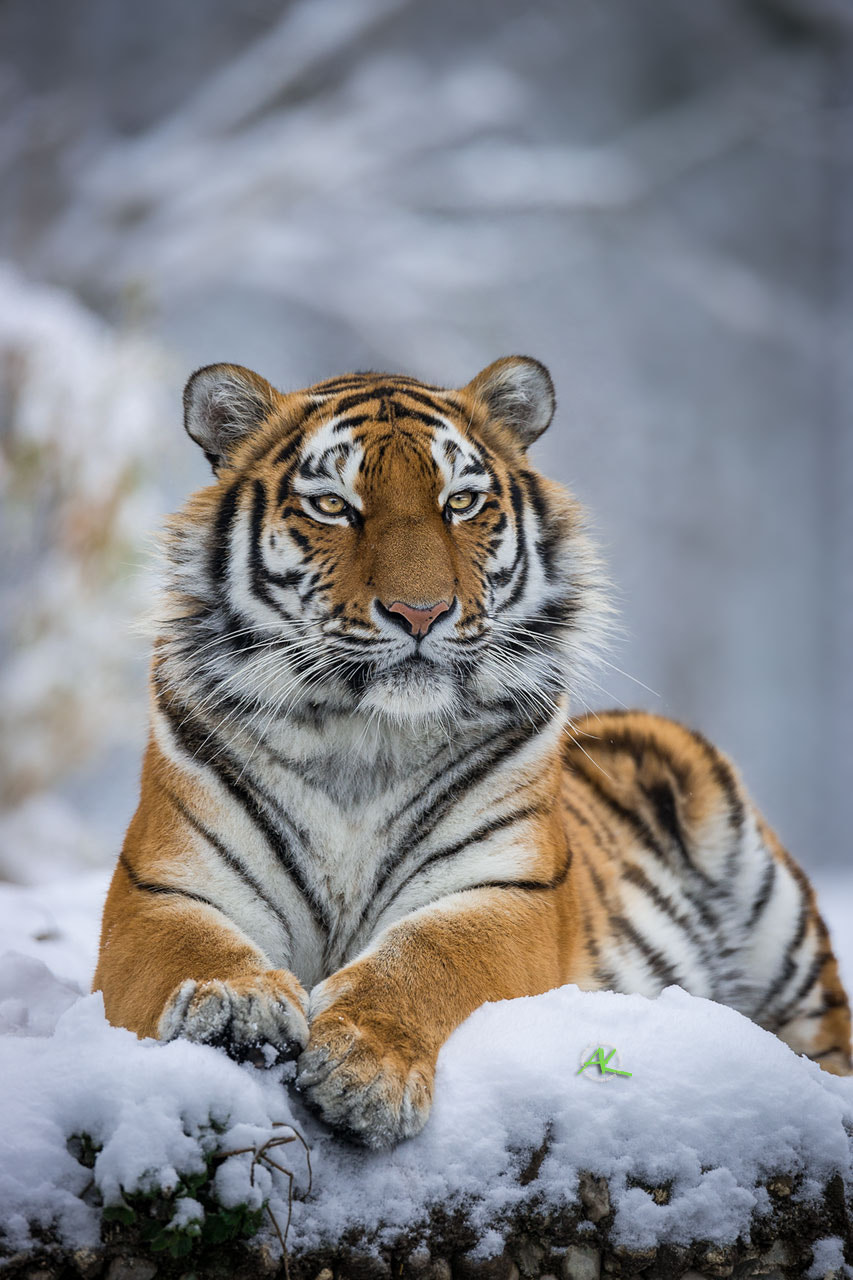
[276,454,301,508]
[570,762,696,883]
[496,478,529,608]
[272,423,307,467]
[388,718,541,844]
[504,593,581,650]
[368,404,445,432]
[166,790,293,943]
[801,991,848,1020]
[746,857,777,929]
[621,860,711,965]
[641,780,689,861]
[773,948,831,1026]
[464,842,573,895]
[120,852,219,909]
[331,413,372,433]
[156,684,331,933]
[520,471,562,582]
[209,481,241,593]
[689,729,746,848]
[331,385,453,417]
[378,804,543,917]
[761,895,811,1011]
[562,797,615,861]
[250,479,292,614]
[574,846,615,980]
[611,913,682,987]
[578,844,608,905]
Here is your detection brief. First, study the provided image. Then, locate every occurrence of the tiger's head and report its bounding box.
[162,357,606,728]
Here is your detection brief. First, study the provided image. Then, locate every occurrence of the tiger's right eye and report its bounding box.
[310,493,348,517]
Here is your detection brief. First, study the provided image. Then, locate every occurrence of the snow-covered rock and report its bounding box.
[0,874,851,1271]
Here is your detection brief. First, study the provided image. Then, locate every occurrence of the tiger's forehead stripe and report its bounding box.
[290,383,481,499]
[321,383,463,418]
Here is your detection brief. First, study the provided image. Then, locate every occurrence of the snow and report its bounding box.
[808,1237,850,1280]
[0,870,851,1257]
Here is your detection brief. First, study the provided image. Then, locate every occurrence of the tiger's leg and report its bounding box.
[747,820,852,1076]
[296,887,569,1148]
[567,711,852,1074]
[93,851,309,1063]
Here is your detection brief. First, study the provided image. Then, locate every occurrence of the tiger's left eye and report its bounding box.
[311,493,347,516]
[446,490,477,514]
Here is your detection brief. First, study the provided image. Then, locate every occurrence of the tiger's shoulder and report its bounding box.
[564,708,747,835]
[560,707,764,892]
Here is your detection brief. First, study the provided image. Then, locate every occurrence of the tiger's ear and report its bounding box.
[183,363,279,471]
[465,356,555,449]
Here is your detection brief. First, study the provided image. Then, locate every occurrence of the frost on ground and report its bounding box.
[1,874,852,1260]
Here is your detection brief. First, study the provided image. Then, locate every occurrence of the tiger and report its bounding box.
[93,355,852,1149]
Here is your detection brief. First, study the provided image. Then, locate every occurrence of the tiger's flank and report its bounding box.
[93,356,852,1149]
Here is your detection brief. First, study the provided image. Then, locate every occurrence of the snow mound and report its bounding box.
[1,913,851,1257]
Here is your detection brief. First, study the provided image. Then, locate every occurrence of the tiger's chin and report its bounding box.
[358,659,458,724]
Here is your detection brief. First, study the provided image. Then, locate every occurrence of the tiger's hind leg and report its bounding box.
[566,711,852,1074]
[771,953,852,1077]
[745,818,852,1075]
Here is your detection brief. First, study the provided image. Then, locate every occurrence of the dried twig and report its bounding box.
[216,1122,311,1279]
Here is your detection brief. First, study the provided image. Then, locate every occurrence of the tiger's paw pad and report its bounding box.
[295,1016,433,1149]
[158,973,309,1065]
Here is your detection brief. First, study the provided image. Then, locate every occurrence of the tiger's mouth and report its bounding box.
[357,650,459,722]
[394,652,436,668]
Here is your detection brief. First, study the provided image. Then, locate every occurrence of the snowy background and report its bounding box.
[1,0,852,1259]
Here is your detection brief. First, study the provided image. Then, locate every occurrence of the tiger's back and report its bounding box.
[563,709,851,1075]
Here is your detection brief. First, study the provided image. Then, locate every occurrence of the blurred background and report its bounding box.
[1,0,851,888]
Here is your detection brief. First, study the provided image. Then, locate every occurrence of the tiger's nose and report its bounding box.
[379,599,452,637]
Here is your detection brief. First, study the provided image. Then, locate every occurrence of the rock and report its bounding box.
[665,1246,692,1276]
[429,1261,453,1280]
[754,1241,791,1273]
[562,1245,601,1280]
[316,1270,334,1280]
[105,1261,158,1280]
[765,1176,792,1198]
[577,1173,611,1224]
[245,1244,277,1276]
[614,1245,657,1273]
[346,1257,391,1280]
[697,1244,734,1276]
[72,1250,103,1279]
[515,1237,545,1277]
[408,1249,432,1277]
[456,1252,519,1280]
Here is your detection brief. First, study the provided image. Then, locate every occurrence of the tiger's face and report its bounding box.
[171,358,604,726]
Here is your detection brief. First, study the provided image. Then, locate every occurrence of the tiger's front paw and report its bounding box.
[158,969,309,1067]
[295,1005,434,1149]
